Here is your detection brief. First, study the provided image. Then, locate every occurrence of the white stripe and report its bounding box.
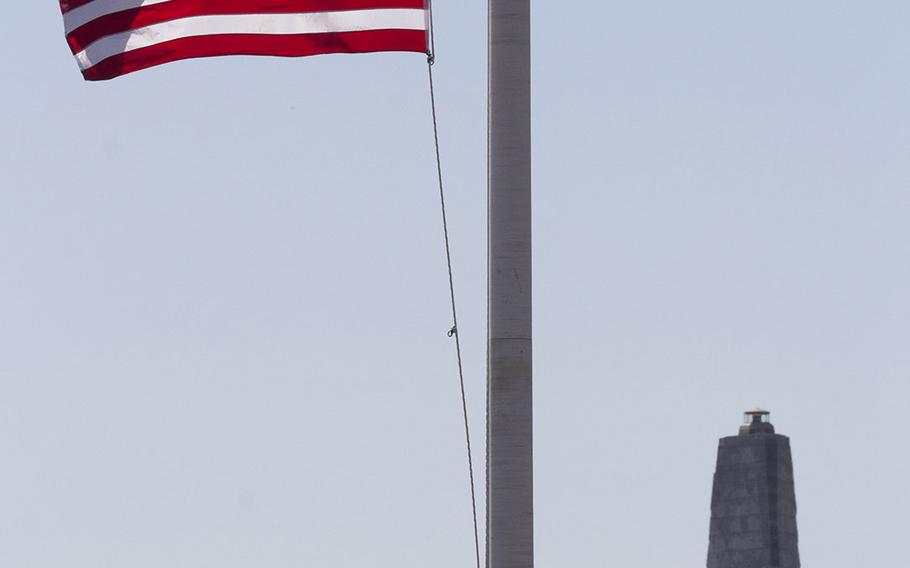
[74,9,427,70]
[65,0,171,34]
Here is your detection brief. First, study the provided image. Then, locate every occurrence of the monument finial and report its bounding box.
[739,408,775,435]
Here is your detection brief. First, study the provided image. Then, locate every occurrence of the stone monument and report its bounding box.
[706,409,801,568]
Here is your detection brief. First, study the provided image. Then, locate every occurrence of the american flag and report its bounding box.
[60,0,429,81]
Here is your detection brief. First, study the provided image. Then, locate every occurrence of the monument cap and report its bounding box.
[739,408,775,435]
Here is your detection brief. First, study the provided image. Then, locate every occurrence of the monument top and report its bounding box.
[739,408,775,435]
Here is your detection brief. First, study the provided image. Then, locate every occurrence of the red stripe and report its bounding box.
[60,0,426,14]
[81,29,427,80]
[62,0,424,14]
[67,0,426,53]
[61,0,93,14]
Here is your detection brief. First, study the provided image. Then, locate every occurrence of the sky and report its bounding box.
[2,2,909,567]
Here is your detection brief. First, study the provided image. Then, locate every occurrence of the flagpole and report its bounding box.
[487,0,532,566]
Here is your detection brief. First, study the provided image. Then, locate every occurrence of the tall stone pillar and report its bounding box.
[707,409,801,568]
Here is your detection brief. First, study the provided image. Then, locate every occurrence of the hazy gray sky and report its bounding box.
[2,2,908,567]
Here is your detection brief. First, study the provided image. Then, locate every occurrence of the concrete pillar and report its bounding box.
[487,1,533,567]
[707,409,801,568]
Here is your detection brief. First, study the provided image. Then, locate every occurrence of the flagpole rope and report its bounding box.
[427,57,482,568]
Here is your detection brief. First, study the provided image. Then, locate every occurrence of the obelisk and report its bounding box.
[707,409,801,568]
